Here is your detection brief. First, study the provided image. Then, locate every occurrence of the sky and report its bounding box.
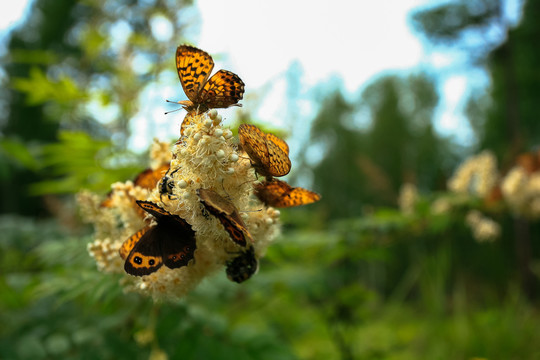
[0,0,520,153]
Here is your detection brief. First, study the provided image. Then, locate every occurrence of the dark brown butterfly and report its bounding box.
[226,246,258,283]
[175,45,245,135]
[119,201,196,276]
[197,188,253,247]
[238,123,291,179]
[254,179,321,208]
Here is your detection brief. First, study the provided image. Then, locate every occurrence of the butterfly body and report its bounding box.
[197,188,253,247]
[120,201,197,276]
[226,246,258,283]
[238,124,291,179]
[254,179,321,208]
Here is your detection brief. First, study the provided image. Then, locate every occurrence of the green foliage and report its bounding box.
[0,137,40,175]
[12,67,86,106]
[29,131,142,195]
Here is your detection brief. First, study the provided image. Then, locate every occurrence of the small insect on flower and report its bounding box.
[226,246,259,283]
[119,201,197,277]
[158,168,180,201]
[197,188,254,247]
[238,124,291,180]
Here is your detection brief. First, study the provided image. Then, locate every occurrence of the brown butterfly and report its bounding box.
[226,246,258,283]
[197,188,253,247]
[238,124,291,179]
[175,45,245,134]
[119,201,197,276]
[254,179,321,208]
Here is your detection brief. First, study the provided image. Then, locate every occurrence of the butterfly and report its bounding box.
[197,188,253,247]
[238,124,291,179]
[226,246,258,283]
[119,201,197,276]
[254,179,321,208]
[175,45,245,134]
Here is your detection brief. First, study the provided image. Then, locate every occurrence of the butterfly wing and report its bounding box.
[265,139,291,177]
[197,70,245,109]
[254,179,321,208]
[238,124,270,173]
[213,212,250,247]
[197,188,253,247]
[123,226,164,276]
[266,133,289,155]
[176,45,215,103]
[134,164,170,190]
[180,113,194,136]
[136,200,172,221]
[154,217,197,269]
[119,226,150,260]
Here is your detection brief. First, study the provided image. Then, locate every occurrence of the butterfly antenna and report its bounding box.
[165,107,183,115]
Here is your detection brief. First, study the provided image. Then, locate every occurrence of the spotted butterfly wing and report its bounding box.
[197,188,253,247]
[238,124,291,178]
[198,69,245,109]
[119,201,197,276]
[254,179,321,208]
[266,133,289,155]
[226,246,258,283]
[123,226,164,276]
[176,45,215,109]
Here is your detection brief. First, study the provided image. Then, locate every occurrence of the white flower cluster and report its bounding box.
[398,183,418,215]
[465,210,501,242]
[448,150,498,197]
[501,166,540,218]
[78,110,281,300]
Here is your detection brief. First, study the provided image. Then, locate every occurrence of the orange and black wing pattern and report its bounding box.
[197,188,253,247]
[176,45,244,113]
[238,124,291,178]
[176,45,215,108]
[198,69,245,109]
[254,179,321,208]
[120,201,197,277]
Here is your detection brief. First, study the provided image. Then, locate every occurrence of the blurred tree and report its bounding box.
[412,0,540,298]
[308,73,448,220]
[1,0,194,217]
[411,0,539,161]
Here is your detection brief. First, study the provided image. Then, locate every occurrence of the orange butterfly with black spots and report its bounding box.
[238,124,291,179]
[175,45,245,134]
[226,246,258,283]
[254,179,321,208]
[197,188,253,247]
[119,201,196,276]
